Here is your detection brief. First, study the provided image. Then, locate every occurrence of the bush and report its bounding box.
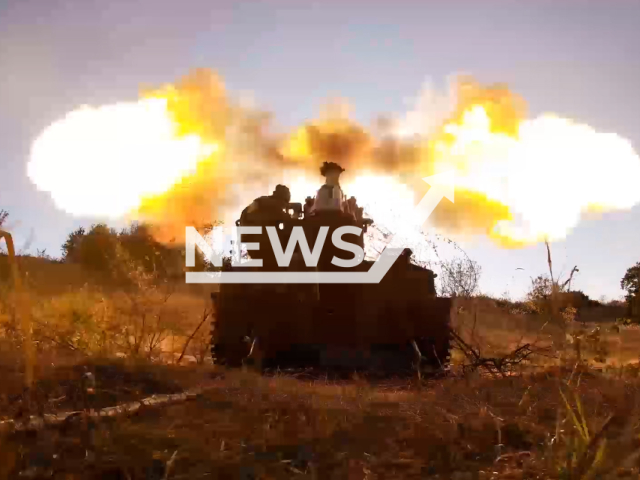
[30,288,110,354]
[621,261,640,319]
[61,221,210,284]
[438,257,482,297]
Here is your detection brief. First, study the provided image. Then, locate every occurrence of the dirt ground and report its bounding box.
[1,364,640,479]
[0,354,213,420]
[1,294,640,478]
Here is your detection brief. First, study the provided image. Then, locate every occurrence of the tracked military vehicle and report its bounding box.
[210,162,453,375]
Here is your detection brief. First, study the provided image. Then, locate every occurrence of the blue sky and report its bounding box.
[1,0,639,300]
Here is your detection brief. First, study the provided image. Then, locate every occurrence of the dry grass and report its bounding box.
[2,248,640,478]
[2,322,640,478]
[454,296,640,369]
[0,355,214,421]
[0,255,213,365]
[2,367,640,479]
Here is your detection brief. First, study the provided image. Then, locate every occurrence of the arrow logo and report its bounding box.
[415,171,456,226]
[386,170,455,249]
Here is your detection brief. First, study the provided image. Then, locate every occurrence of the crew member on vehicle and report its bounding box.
[238,184,303,268]
[240,184,294,227]
[312,161,347,213]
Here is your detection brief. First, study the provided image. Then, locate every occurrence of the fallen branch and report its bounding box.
[0,387,206,435]
[451,329,551,377]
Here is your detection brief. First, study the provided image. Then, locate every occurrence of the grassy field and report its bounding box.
[2,297,640,480]
[453,296,639,368]
[2,253,640,478]
[2,362,640,479]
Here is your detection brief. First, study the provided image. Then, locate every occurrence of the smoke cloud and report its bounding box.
[30,68,640,249]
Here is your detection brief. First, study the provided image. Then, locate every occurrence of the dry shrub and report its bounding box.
[453,296,558,365]
[4,366,638,479]
[438,256,482,297]
[29,288,111,354]
[1,264,210,369]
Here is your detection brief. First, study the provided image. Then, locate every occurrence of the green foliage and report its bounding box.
[525,275,592,318]
[118,223,186,279]
[524,273,608,362]
[60,222,202,283]
[552,386,609,479]
[527,274,553,301]
[62,224,120,272]
[621,261,640,318]
[524,275,556,315]
[615,317,638,327]
[621,262,640,300]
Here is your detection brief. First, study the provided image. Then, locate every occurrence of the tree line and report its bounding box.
[1,208,639,319]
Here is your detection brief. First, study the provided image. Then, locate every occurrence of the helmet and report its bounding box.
[320,161,345,177]
[273,184,291,203]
